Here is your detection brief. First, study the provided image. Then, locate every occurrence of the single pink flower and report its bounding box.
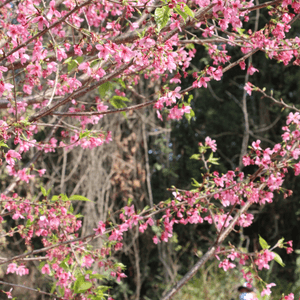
[247,64,259,75]
[5,150,21,166]
[41,264,51,275]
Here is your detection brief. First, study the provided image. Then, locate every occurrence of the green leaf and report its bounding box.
[236,27,245,35]
[60,261,69,270]
[175,6,188,22]
[74,276,93,293]
[236,27,249,38]
[59,255,70,270]
[26,219,34,226]
[259,235,270,250]
[111,95,130,102]
[277,237,285,248]
[98,82,113,98]
[208,152,220,165]
[114,262,126,269]
[90,273,105,280]
[151,225,162,234]
[41,186,47,197]
[75,56,84,64]
[175,4,194,22]
[191,178,201,187]
[69,204,74,213]
[273,251,285,267]
[50,283,56,294]
[183,4,194,18]
[51,194,68,201]
[69,195,91,202]
[81,28,91,36]
[90,59,100,68]
[154,163,162,171]
[51,195,59,202]
[187,94,193,103]
[185,108,195,123]
[110,96,130,109]
[118,79,126,89]
[66,56,82,72]
[90,296,104,300]
[58,286,65,297]
[0,141,8,148]
[198,146,207,154]
[79,131,91,140]
[154,6,170,32]
[67,60,77,72]
[63,57,73,64]
[137,28,147,39]
[46,187,52,196]
[38,261,46,270]
[143,205,150,211]
[18,118,31,127]
[95,285,110,293]
[60,194,69,201]
[190,154,200,160]
[209,158,219,165]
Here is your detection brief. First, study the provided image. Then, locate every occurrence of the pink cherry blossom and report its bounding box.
[124,205,135,216]
[41,264,51,275]
[82,255,94,268]
[16,265,29,276]
[153,235,160,244]
[6,263,17,274]
[198,76,210,88]
[47,0,61,19]
[218,259,236,271]
[5,150,21,166]
[205,136,217,152]
[283,293,294,300]
[96,44,114,61]
[32,16,49,31]
[93,221,106,235]
[261,283,276,296]
[244,82,253,95]
[247,64,259,75]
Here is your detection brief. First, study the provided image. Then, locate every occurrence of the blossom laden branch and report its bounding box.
[0,0,95,63]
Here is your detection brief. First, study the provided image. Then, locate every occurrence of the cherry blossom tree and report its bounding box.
[0,0,300,298]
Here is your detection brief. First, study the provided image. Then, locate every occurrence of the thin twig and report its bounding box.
[256,88,300,113]
[240,0,283,12]
[0,280,56,297]
[253,115,281,133]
